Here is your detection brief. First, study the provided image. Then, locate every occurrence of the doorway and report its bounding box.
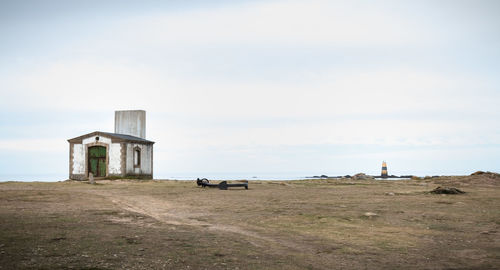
[88,146,106,177]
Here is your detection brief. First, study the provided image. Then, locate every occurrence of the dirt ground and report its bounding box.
[0,175,499,269]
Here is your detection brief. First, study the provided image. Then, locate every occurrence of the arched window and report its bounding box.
[134,148,141,167]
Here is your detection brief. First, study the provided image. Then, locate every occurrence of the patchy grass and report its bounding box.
[0,176,499,269]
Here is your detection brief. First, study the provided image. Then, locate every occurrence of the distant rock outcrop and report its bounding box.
[352,173,374,180]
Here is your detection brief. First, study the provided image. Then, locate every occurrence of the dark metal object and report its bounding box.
[196,178,218,188]
[196,178,248,190]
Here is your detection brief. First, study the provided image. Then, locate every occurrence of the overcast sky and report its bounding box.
[1,0,499,180]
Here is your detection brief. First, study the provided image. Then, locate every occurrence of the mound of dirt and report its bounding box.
[430,186,465,195]
[470,171,500,178]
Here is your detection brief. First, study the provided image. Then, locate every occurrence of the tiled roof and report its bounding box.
[67,131,154,144]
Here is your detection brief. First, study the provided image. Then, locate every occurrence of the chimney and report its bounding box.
[114,110,146,139]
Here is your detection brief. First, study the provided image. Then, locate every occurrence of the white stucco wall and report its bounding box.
[109,143,122,174]
[82,135,112,145]
[76,135,122,176]
[72,144,84,174]
[141,144,153,174]
[70,133,153,179]
[126,144,136,174]
[126,143,153,175]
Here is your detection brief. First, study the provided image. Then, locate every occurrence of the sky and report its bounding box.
[0,0,499,180]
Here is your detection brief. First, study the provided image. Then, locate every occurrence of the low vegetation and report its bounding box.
[0,174,499,269]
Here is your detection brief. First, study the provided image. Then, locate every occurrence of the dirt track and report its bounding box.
[1,175,499,269]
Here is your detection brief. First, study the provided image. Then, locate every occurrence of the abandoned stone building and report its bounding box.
[68,110,154,180]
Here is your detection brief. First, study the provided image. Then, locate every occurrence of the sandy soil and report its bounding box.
[0,174,499,269]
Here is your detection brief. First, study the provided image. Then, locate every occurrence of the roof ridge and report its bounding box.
[67,131,154,144]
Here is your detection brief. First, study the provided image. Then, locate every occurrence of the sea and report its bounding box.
[0,172,410,182]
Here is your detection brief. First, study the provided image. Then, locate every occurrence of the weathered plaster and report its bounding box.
[141,144,153,174]
[69,132,153,180]
[108,143,122,174]
[72,144,84,174]
[125,143,153,175]
[115,110,146,139]
[80,135,112,178]
[120,142,126,176]
[83,135,111,145]
[69,142,73,178]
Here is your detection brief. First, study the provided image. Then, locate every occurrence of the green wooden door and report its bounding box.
[88,146,106,177]
[98,159,106,177]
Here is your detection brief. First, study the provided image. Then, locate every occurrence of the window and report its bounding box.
[134,148,141,167]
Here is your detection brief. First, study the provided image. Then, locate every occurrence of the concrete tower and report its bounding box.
[115,110,146,139]
[381,161,388,178]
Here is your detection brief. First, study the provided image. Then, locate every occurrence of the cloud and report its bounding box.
[101,0,430,49]
[4,59,497,117]
[0,138,66,152]
[1,0,499,176]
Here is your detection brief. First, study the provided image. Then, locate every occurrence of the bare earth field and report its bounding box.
[0,175,499,269]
